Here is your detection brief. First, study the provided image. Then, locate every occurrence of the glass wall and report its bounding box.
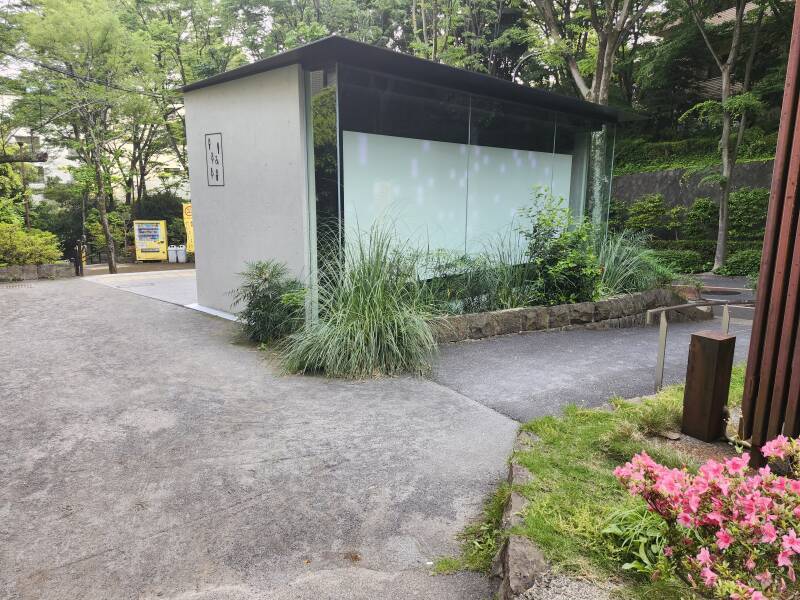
[307,64,616,265]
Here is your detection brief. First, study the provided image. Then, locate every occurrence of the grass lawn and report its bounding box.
[437,364,747,599]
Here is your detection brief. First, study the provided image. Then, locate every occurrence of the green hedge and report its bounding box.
[718,249,762,277]
[650,249,709,274]
[0,223,62,266]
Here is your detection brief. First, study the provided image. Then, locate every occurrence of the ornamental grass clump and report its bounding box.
[281,226,437,378]
[615,442,800,599]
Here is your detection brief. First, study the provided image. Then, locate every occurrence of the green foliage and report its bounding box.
[729,187,769,241]
[595,231,674,297]
[465,364,748,596]
[518,195,601,305]
[437,483,510,574]
[681,197,718,240]
[0,222,62,265]
[422,194,601,314]
[718,249,762,277]
[133,191,185,222]
[649,249,708,274]
[231,260,304,344]
[614,133,777,175]
[86,206,131,254]
[625,194,668,235]
[281,226,437,378]
[0,164,24,225]
[601,502,669,577]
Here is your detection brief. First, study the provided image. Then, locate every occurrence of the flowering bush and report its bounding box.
[615,444,800,599]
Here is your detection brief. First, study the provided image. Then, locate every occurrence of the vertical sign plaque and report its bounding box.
[205,133,224,186]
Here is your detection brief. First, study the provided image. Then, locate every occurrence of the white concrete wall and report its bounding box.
[185,65,309,313]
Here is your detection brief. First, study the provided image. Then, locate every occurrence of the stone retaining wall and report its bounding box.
[0,263,75,282]
[431,288,712,343]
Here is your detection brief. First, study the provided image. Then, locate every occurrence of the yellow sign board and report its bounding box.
[182,203,194,253]
[133,220,167,261]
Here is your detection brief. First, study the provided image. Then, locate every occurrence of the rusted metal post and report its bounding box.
[683,331,736,443]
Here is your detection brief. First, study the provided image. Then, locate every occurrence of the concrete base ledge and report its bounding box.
[0,263,75,282]
[431,288,712,343]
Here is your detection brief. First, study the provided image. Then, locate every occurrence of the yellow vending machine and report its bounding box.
[133,220,168,261]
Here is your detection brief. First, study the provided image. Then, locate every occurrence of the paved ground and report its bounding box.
[85,269,199,307]
[1,279,517,600]
[434,317,752,422]
[1,274,756,599]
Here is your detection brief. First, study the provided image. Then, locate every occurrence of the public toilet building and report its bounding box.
[184,36,624,314]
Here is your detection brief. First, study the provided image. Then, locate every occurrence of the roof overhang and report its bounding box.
[183,36,633,124]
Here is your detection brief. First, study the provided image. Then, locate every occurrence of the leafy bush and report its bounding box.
[519,198,601,305]
[281,226,437,378]
[626,194,668,235]
[231,260,304,344]
[682,197,718,240]
[615,447,800,598]
[718,248,762,277]
[596,230,674,296]
[422,197,601,312]
[0,222,62,265]
[729,187,769,241]
[650,249,708,274]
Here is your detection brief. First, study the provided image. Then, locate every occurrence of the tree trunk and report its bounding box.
[714,67,733,271]
[91,148,117,274]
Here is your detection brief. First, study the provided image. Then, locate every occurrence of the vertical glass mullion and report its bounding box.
[303,69,319,323]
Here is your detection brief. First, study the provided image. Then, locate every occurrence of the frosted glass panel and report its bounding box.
[342,131,469,253]
[342,131,578,255]
[465,145,572,252]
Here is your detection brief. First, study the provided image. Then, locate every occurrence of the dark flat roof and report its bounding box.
[183,36,628,124]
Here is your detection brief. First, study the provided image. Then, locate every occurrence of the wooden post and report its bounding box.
[682,331,736,442]
[654,311,668,393]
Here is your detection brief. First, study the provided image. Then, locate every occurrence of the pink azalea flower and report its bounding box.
[700,460,724,480]
[755,571,772,587]
[761,523,777,544]
[663,546,673,557]
[745,556,756,571]
[701,567,718,587]
[677,512,693,527]
[777,550,792,568]
[762,435,788,459]
[751,592,766,600]
[716,528,733,550]
[782,529,800,554]
[726,454,750,475]
[697,547,712,566]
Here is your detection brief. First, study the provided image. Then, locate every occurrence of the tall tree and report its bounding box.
[682,0,766,270]
[18,0,151,273]
[528,0,656,105]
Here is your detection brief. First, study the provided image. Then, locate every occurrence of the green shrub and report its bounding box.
[281,226,437,378]
[519,197,601,305]
[608,198,629,233]
[596,230,674,296]
[0,223,62,265]
[681,197,718,240]
[718,248,762,277]
[649,249,708,273]
[625,194,668,236]
[729,187,769,241]
[231,260,304,344]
